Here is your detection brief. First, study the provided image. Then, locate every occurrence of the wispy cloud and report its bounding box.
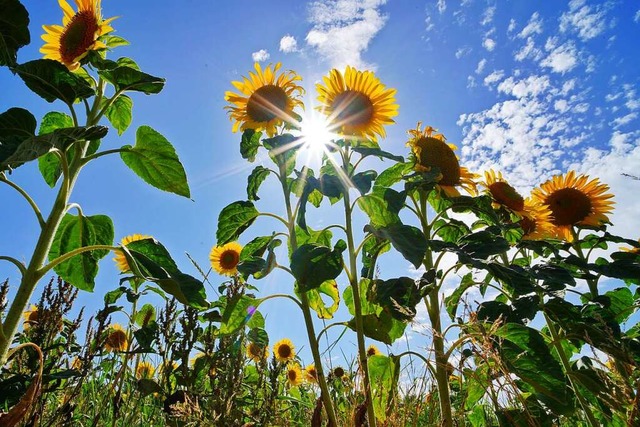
[517,12,543,39]
[455,46,472,59]
[475,58,487,74]
[560,0,609,41]
[437,0,446,14]
[540,38,578,74]
[305,0,388,70]
[251,49,270,62]
[279,35,298,53]
[481,5,496,26]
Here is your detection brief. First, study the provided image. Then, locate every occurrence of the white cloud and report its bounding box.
[497,75,550,98]
[611,112,638,129]
[425,15,435,32]
[560,0,608,41]
[624,84,640,111]
[455,46,472,58]
[251,49,270,62]
[635,10,640,23]
[507,18,517,35]
[517,12,543,39]
[483,70,504,87]
[515,37,542,62]
[306,0,388,70]
[554,99,569,113]
[467,75,477,88]
[279,35,298,53]
[475,58,487,74]
[437,0,446,14]
[481,6,496,26]
[483,38,496,51]
[540,39,578,74]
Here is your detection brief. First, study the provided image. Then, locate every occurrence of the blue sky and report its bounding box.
[1,0,639,367]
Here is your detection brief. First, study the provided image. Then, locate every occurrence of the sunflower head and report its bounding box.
[286,363,303,387]
[40,0,116,71]
[273,338,296,363]
[304,364,318,384]
[225,62,304,137]
[407,122,477,197]
[366,344,381,357]
[519,199,556,241]
[210,242,242,276]
[316,66,398,142]
[136,361,155,379]
[22,305,40,330]
[246,342,269,363]
[104,324,128,352]
[114,234,152,273]
[482,170,525,212]
[531,171,614,241]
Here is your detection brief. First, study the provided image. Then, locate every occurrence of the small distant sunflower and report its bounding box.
[406,122,477,197]
[481,169,525,213]
[136,361,155,379]
[23,305,40,330]
[366,344,381,357]
[209,242,242,276]
[304,364,318,384]
[332,366,345,379]
[273,338,296,363]
[316,66,398,142]
[114,234,151,273]
[246,342,269,363]
[531,171,614,241]
[286,364,303,387]
[40,0,116,71]
[519,199,555,241]
[225,62,304,137]
[104,324,128,352]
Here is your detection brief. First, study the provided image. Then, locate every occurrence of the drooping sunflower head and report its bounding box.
[246,342,269,363]
[366,344,381,357]
[481,169,525,212]
[304,364,318,384]
[209,242,242,276]
[531,171,614,241]
[40,0,116,71]
[286,363,303,387]
[273,338,296,363]
[406,122,477,197]
[225,62,304,137]
[519,199,556,241]
[316,66,398,142]
[104,324,128,352]
[114,234,151,273]
[136,361,155,379]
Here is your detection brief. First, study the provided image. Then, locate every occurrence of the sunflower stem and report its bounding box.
[571,227,599,297]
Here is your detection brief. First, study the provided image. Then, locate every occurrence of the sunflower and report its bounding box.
[519,199,555,241]
[273,338,296,363]
[332,366,345,379]
[304,364,318,384]
[286,364,303,387]
[114,234,151,273]
[366,344,381,357]
[316,66,398,142]
[104,324,128,352]
[40,0,116,71]
[246,342,269,363]
[22,305,40,330]
[481,169,525,212]
[136,361,155,379]
[225,62,304,137]
[531,171,614,242]
[210,242,242,276]
[406,122,477,197]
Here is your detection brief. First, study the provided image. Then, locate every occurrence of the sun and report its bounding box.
[296,110,338,155]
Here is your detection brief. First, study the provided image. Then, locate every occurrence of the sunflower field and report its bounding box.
[1,1,640,426]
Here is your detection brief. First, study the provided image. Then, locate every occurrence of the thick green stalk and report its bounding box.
[278,163,338,427]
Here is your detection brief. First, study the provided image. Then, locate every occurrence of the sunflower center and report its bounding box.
[331,90,374,127]
[107,330,126,349]
[546,188,592,226]
[220,249,240,270]
[288,369,298,382]
[520,217,536,235]
[60,11,99,64]
[246,85,289,122]
[489,182,524,211]
[277,345,292,359]
[415,137,461,185]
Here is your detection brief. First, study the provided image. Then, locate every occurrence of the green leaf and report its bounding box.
[48,213,115,292]
[291,242,346,292]
[433,218,471,243]
[240,129,261,162]
[602,287,634,323]
[370,277,424,321]
[247,165,270,201]
[352,170,377,195]
[220,295,259,335]
[349,311,406,345]
[104,35,129,48]
[37,111,73,187]
[445,272,475,320]
[137,378,162,397]
[263,133,299,175]
[105,94,133,136]
[343,279,379,316]
[360,233,390,278]
[368,355,401,422]
[457,230,510,260]
[352,146,404,163]
[216,201,259,245]
[134,303,156,326]
[133,321,158,351]
[0,0,30,67]
[0,107,36,166]
[304,280,340,319]
[99,66,165,94]
[116,57,139,70]
[247,327,269,347]
[15,59,95,103]
[375,162,412,188]
[374,224,427,269]
[120,125,190,197]
[357,194,401,228]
